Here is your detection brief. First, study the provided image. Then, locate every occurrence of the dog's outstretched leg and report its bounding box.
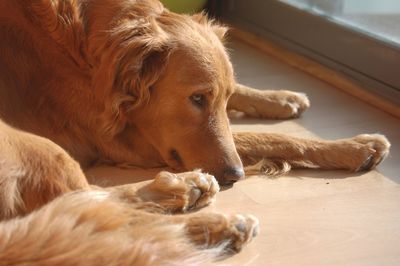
[233,132,390,173]
[228,84,310,119]
[0,190,258,265]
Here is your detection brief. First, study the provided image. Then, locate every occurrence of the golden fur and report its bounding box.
[0,0,390,264]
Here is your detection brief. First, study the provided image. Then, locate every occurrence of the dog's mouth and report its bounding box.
[169,149,184,169]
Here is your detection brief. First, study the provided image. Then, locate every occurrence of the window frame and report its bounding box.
[216,0,400,105]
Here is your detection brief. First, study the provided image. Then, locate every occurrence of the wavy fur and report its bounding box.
[0,191,223,266]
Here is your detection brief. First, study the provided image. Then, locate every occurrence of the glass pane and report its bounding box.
[280,0,400,48]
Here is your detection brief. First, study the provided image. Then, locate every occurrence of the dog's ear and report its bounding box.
[91,17,170,138]
[191,12,228,41]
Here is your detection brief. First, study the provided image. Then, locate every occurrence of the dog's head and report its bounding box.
[90,2,243,184]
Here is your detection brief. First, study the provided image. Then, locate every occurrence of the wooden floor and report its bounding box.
[87,39,400,266]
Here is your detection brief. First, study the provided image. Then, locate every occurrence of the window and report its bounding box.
[217,0,400,105]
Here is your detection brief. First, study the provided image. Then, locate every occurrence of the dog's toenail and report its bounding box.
[198,174,208,185]
[235,222,246,233]
[252,224,259,237]
[359,154,374,171]
[188,188,201,207]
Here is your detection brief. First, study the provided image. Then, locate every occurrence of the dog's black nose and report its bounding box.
[222,167,245,184]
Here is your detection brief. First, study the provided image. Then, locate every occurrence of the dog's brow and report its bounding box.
[184,81,214,92]
[196,86,213,93]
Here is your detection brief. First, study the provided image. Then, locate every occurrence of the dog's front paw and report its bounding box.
[352,134,390,171]
[244,90,310,119]
[184,213,259,252]
[271,90,310,118]
[142,170,219,212]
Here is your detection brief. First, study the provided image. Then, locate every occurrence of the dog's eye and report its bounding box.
[190,93,206,108]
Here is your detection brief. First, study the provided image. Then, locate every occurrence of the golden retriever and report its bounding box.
[0,0,390,264]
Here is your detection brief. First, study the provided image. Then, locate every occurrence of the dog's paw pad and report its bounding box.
[150,170,219,212]
[184,213,259,252]
[281,92,310,118]
[258,90,310,119]
[228,214,259,251]
[352,134,390,170]
[182,171,219,210]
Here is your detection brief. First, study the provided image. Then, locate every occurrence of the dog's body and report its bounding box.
[0,0,390,264]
